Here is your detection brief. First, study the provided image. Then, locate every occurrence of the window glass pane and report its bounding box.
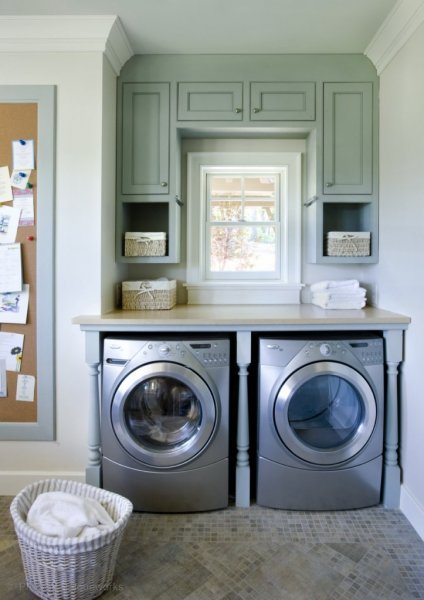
[209,225,276,272]
[209,174,277,223]
[210,176,242,222]
[244,176,276,222]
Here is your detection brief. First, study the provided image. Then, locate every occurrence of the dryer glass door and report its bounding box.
[274,362,377,465]
[111,363,217,468]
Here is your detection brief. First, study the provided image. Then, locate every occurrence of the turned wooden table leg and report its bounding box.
[84,331,102,487]
[382,329,403,508]
[236,331,251,507]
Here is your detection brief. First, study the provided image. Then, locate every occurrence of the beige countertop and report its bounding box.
[73,304,410,330]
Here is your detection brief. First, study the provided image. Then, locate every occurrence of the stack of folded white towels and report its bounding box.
[310,279,367,309]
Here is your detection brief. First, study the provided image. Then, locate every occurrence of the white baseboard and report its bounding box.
[0,471,85,496]
[400,484,424,541]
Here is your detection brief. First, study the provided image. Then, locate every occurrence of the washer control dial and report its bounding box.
[319,343,332,357]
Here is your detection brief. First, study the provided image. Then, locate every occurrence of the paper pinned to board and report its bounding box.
[10,169,31,190]
[0,205,21,244]
[0,331,24,372]
[12,139,35,170]
[0,243,22,293]
[0,359,6,397]
[0,284,29,324]
[0,166,13,202]
[16,374,35,402]
[13,188,34,226]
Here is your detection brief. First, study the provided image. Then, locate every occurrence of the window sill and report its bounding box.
[184,282,303,305]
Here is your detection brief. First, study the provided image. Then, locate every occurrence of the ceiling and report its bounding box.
[0,0,398,55]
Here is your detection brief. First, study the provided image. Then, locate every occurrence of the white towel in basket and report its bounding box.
[26,491,115,539]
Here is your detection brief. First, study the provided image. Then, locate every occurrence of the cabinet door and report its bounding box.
[177,82,243,120]
[250,82,315,120]
[121,83,169,195]
[323,83,373,194]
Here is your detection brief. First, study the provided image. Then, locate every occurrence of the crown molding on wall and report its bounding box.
[0,15,133,74]
[104,17,134,74]
[365,0,424,74]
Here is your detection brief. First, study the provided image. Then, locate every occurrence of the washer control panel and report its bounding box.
[145,341,230,367]
[104,338,230,368]
[188,341,230,367]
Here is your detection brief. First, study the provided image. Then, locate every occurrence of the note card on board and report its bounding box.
[16,374,35,402]
[0,284,29,324]
[0,205,21,244]
[12,139,35,170]
[0,243,22,293]
[0,166,13,202]
[0,331,24,372]
[0,359,6,397]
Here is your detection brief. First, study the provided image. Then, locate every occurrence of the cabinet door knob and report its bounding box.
[234,108,242,113]
[253,108,260,113]
[325,182,333,187]
[160,181,168,187]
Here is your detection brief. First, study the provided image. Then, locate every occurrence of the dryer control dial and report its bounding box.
[319,343,332,357]
[158,343,171,356]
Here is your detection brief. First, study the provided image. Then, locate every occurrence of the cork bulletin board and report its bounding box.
[0,103,38,423]
[0,86,55,440]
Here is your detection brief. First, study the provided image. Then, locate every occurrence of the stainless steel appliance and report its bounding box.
[257,334,384,510]
[102,336,230,512]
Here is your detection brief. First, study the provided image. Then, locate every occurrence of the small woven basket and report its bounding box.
[122,280,177,310]
[10,479,133,600]
[326,231,371,257]
[124,232,166,257]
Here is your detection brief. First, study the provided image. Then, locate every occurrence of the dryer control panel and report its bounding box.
[260,336,384,368]
[347,339,384,366]
[304,338,384,366]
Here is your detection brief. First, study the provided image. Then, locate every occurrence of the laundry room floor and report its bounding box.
[1,496,423,600]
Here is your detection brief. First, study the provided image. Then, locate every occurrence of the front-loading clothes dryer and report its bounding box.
[257,334,385,510]
[101,336,230,512]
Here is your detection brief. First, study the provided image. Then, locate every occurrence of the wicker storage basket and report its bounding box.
[10,479,133,600]
[124,232,166,257]
[122,279,176,310]
[326,231,371,257]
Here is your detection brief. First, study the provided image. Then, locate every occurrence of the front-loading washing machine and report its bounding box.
[257,334,385,510]
[101,336,230,512]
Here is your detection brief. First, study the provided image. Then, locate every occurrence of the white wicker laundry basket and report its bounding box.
[10,479,133,600]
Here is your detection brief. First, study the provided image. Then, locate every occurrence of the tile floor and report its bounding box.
[1,496,424,600]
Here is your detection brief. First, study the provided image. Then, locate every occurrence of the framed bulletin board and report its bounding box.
[0,86,55,440]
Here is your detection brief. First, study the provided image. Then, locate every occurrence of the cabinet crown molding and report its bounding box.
[365,0,424,74]
[0,15,133,74]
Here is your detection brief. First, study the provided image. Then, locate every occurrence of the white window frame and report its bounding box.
[186,152,303,304]
[205,166,284,281]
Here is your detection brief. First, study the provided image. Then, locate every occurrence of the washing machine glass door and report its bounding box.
[111,362,217,468]
[274,362,377,465]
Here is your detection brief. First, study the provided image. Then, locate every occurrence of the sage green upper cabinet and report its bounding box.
[250,82,315,120]
[122,82,170,194]
[177,82,243,121]
[323,82,373,195]
[117,81,180,264]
